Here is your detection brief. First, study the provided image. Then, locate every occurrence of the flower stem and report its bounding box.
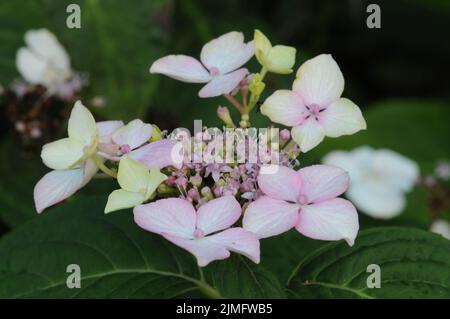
[246,66,268,114]
[224,94,243,113]
[283,139,296,151]
[93,154,117,178]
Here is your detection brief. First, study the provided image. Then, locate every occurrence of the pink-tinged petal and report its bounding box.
[96,121,124,143]
[257,165,302,202]
[96,151,120,161]
[150,55,211,83]
[129,139,184,169]
[291,118,325,153]
[293,54,344,107]
[133,198,196,239]
[206,228,260,264]
[298,165,349,203]
[243,196,299,239]
[34,168,84,213]
[196,196,241,235]
[82,158,99,183]
[112,119,152,150]
[34,159,97,214]
[200,31,254,74]
[198,68,248,98]
[320,98,366,138]
[347,179,406,219]
[296,198,359,246]
[162,234,230,267]
[260,90,307,126]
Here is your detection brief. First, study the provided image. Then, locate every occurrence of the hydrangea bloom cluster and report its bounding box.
[34,30,367,266]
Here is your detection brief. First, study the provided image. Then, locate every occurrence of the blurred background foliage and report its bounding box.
[0,0,449,241]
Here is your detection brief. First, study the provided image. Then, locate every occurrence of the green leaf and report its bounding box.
[287,227,450,298]
[260,230,325,284]
[0,195,284,298]
[0,140,46,227]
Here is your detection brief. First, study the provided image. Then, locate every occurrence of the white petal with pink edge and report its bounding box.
[243,196,299,239]
[293,54,344,107]
[34,168,85,213]
[150,55,211,83]
[206,228,260,264]
[133,198,197,239]
[291,119,325,153]
[198,68,248,98]
[112,119,153,150]
[200,31,254,74]
[321,98,366,138]
[96,121,124,143]
[129,139,184,169]
[296,198,359,246]
[257,165,302,202]
[196,196,242,235]
[162,234,230,267]
[260,90,307,126]
[298,165,349,203]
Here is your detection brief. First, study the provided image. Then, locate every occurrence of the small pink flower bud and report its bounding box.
[217,106,235,127]
[213,186,223,197]
[166,176,177,186]
[280,129,290,142]
[176,177,188,188]
[187,188,200,201]
[120,144,131,154]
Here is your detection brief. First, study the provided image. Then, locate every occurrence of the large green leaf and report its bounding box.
[0,195,284,298]
[0,140,46,227]
[287,227,450,298]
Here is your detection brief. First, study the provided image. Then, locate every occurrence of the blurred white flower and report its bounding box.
[323,146,419,219]
[430,219,450,240]
[16,29,72,91]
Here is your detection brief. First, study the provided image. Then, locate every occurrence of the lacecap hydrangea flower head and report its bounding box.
[33,30,367,267]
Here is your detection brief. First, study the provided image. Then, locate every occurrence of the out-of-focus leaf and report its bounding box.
[0,0,172,120]
[0,140,45,227]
